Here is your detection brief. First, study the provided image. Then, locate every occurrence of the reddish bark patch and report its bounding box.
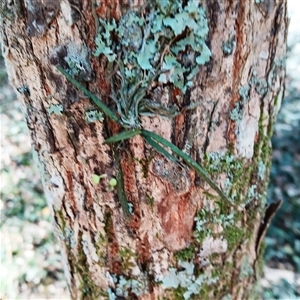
[137,233,151,269]
[108,119,123,136]
[172,87,182,101]
[175,113,185,145]
[83,180,94,210]
[44,82,51,95]
[105,209,122,275]
[232,0,247,89]
[80,1,112,100]
[96,0,121,20]
[120,152,141,231]
[95,71,112,100]
[81,1,98,50]
[66,170,78,211]
[173,87,189,147]
[158,191,195,251]
[228,0,248,146]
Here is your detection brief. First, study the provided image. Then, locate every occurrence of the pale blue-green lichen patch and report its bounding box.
[47,103,63,116]
[93,0,211,128]
[222,38,236,56]
[161,260,219,299]
[84,109,104,123]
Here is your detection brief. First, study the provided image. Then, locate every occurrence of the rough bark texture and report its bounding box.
[1,0,287,299]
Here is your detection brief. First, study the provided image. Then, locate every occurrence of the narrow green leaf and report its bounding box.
[57,65,119,123]
[142,130,236,207]
[116,164,131,218]
[105,129,142,144]
[143,135,178,164]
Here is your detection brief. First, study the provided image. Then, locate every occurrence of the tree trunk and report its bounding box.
[1,0,288,299]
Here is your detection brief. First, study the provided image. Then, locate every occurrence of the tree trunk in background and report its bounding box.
[1,0,287,299]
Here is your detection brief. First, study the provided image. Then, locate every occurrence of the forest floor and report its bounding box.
[1,2,300,300]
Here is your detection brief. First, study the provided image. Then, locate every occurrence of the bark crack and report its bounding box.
[203,100,218,153]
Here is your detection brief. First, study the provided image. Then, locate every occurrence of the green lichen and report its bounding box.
[193,209,212,243]
[107,273,149,298]
[53,215,104,299]
[134,156,154,178]
[222,38,235,56]
[54,208,66,230]
[189,91,281,297]
[173,284,209,300]
[239,85,250,101]
[145,193,155,210]
[229,85,250,121]
[198,147,266,262]
[193,206,244,252]
[104,210,113,239]
[250,70,269,96]
[173,286,188,300]
[256,240,267,278]
[64,43,92,81]
[94,233,107,267]
[76,232,103,299]
[94,19,117,62]
[16,85,30,94]
[47,103,63,116]
[84,109,104,123]
[251,92,278,211]
[255,113,273,165]
[174,245,196,261]
[231,86,280,214]
[257,161,266,180]
[162,260,219,299]
[204,151,251,206]
[119,247,137,271]
[54,209,77,249]
[229,102,243,121]
[93,0,211,128]
[239,256,254,280]
[194,208,235,240]
[224,226,244,251]
[255,79,268,96]
[62,227,76,248]
[79,273,102,299]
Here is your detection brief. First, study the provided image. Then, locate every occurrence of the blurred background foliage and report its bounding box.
[1,2,299,299]
[0,54,69,298]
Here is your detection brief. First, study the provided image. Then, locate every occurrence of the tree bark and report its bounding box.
[1,0,288,299]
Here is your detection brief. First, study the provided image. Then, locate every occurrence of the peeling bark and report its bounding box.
[1,0,288,299]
